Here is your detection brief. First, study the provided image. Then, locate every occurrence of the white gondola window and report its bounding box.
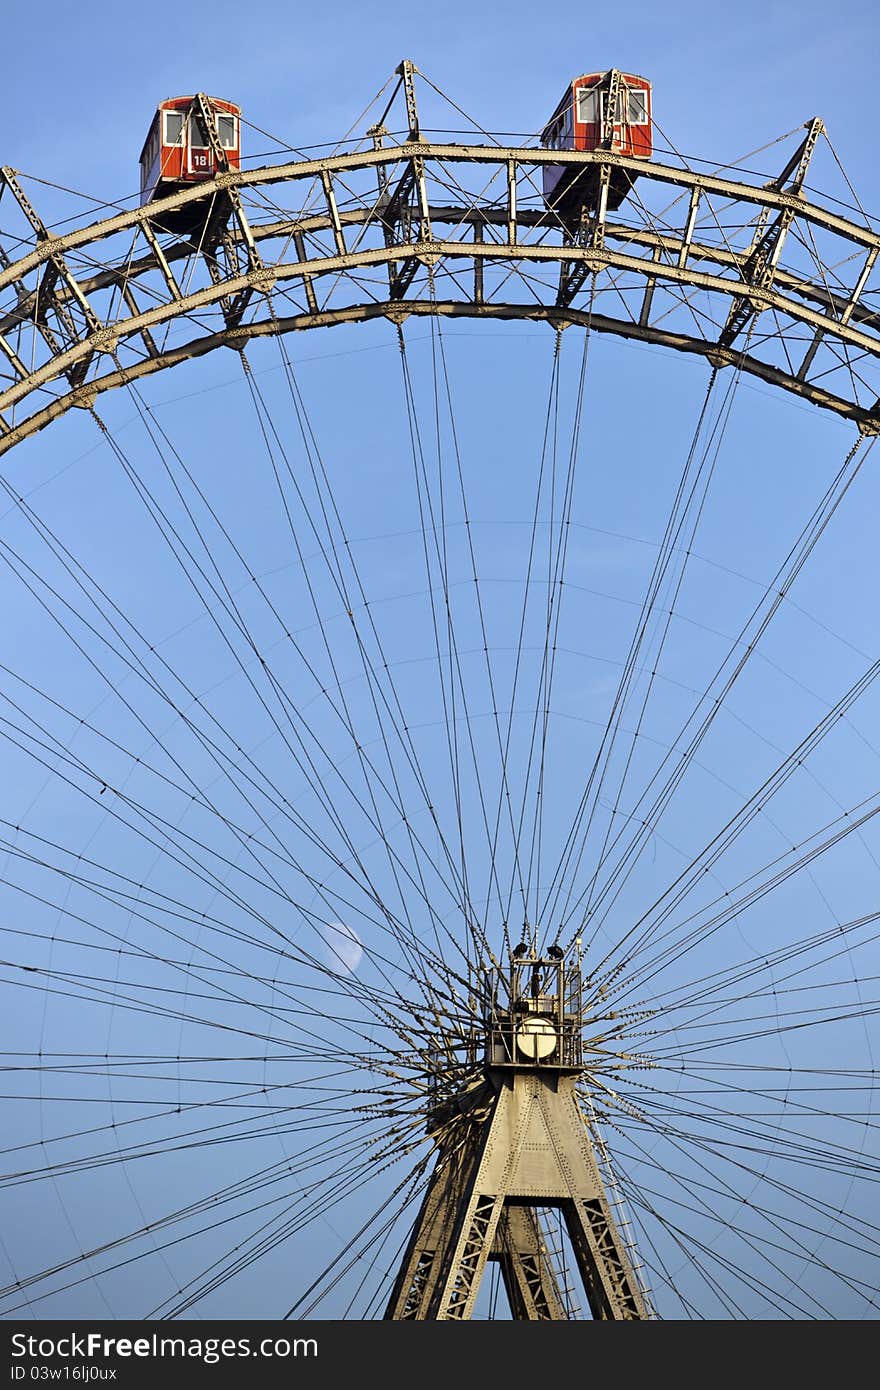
[164,111,185,146]
[216,115,237,149]
[576,86,601,124]
[626,87,649,125]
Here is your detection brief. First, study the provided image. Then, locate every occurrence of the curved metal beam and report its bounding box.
[1,142,877,457]
[3,299,877,456]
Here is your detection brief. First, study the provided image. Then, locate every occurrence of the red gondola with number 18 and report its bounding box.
[139,94,241,233]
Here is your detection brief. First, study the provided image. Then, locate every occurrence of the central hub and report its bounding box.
[484,943,583,1073]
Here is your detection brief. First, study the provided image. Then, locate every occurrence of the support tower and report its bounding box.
[386,946,649,1319]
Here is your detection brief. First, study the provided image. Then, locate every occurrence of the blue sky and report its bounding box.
[1,0,879,1323]
[3,0,879,189]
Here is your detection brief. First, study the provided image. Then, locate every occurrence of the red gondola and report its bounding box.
[541,71,652,220]
[139,95,241,233]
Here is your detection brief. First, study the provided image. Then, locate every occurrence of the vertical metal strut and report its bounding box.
[190,93,264,328]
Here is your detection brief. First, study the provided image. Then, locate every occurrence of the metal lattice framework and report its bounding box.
[2,65,880,1322]
[2,71,879,458]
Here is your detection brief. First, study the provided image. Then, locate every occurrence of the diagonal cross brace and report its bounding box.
[718,117,825,351]
[1,165,104,386]
[375,62,434,300]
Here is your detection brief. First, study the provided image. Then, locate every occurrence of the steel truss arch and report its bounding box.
[1,77,880,1321]
[2,136,880,457]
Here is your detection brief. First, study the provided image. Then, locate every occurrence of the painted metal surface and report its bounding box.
[385,951,649,1319]
[2,126,878,454]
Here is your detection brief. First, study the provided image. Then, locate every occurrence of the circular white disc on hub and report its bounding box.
[515,1015,558,1060]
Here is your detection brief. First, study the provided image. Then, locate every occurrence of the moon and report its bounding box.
[319,920,364,975]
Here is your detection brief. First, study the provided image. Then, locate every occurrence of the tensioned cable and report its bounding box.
[95,375,500,1039]
[237,361,444,968]
[518,301,595,942]
[246,332,489,986]
[479,326,570,943]
[395,318,512,973]
[591,646,880,1000]
[3,116,873,1312]
[0,458,445,990]
[111,383,453,966]
[571,361,742,932]
[576,429,874,973]
[616,1112,879,1307]
[242,314,499,993]
[534,364,725,941]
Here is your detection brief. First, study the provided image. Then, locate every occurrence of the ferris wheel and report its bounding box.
[0,59,878,1321]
